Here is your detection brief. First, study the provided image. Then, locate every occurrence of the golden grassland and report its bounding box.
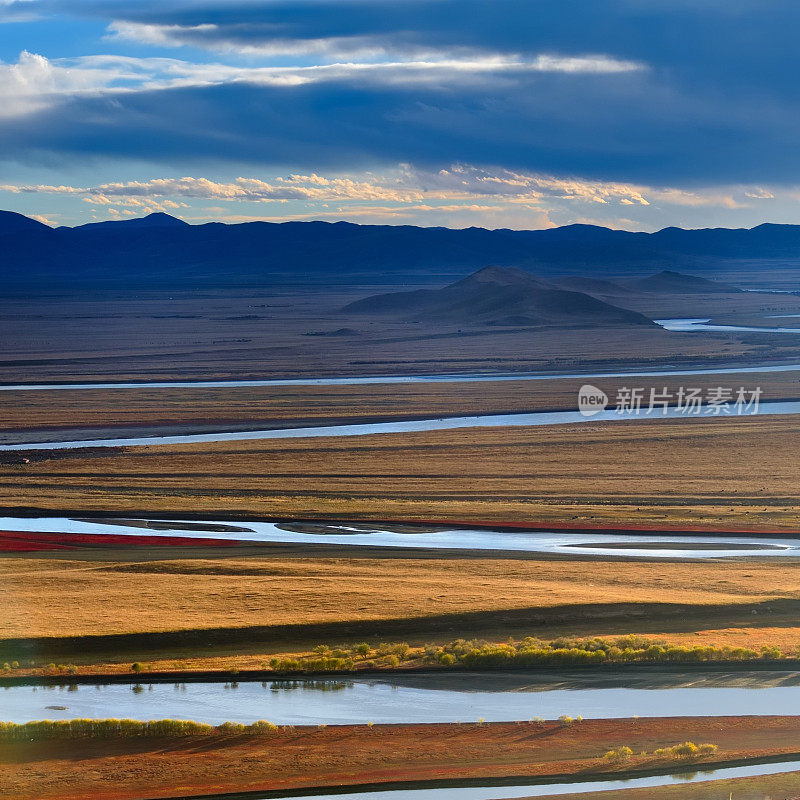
[2,371,800,433]
[5,544,800,666]
[2,415,800,529]
[0,717,797,800]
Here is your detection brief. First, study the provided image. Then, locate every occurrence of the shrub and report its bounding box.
[131,662,144,673]
[420,635,773,670]
[268,655,355,674]
[653,741,718,760]
[393,642,411,659]
[603,746,633,761]
[0,718,290,742]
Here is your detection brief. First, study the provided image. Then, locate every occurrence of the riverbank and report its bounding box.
[1,717,798,800]
[2,638,799,683]
[534,769,800,800]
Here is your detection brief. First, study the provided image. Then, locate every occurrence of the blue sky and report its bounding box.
[2,0,800,229]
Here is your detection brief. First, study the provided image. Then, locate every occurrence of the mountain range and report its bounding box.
[3,210,800,288]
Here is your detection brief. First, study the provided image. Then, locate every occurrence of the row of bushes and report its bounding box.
[424,636,785,669]
[267,642,413,673]
[604,741,719,761]
[262,635,788,675]
[5,635,787,679]
[268,656,356,673]
[0,718,280,742]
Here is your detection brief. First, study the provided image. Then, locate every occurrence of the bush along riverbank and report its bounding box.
[270,635,786,673]
[0,718,281,741]
[1,635,795,682]
[430,635,784,669]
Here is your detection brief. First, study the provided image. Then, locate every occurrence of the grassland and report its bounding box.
[5,538,800,667]
[3,402,800,667]
[5,290,800,797]
[1,717,797,800]
[3,371,800,438]
[2,414,800,529]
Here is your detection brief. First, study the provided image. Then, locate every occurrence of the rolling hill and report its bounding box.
[343,266,656,327]
[627,270,743,294]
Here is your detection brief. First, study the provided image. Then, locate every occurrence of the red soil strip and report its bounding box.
[0,531,241,552]
[3,716,800,800]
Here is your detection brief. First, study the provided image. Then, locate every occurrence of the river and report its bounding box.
[6,670,800,725]
[3,516,799,558]
[1,361,799,392]
[1,399,798,451]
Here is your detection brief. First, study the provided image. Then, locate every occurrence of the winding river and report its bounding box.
[225,761,800,799]
[1,399,798,451]
[6,670,800,725]
[1,360,799,393]
[4,516,799,558]
[657,317,800,333]
[221,761,800,799]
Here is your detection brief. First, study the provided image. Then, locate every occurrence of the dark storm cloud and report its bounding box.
[4,0,800,185]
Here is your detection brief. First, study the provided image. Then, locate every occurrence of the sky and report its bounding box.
[2,0,800,230]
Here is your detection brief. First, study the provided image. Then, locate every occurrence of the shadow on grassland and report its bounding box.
[2,598,800,660]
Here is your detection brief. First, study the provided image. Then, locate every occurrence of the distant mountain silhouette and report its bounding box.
[343,266,656,327]
[0,210,51,235]
[628,270,742,293]
[549,276,633,295]
[2,211,800,288]
[68,212,190,232]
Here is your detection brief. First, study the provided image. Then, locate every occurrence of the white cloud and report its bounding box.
[108,21,394,61]
[648,188,748,209]
[3,166,785,226]
[745,188,775,200]
[0,51,111,117]
[107,20,645,76]
[0,48,647,119]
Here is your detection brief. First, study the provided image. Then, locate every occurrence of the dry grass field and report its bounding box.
[2,371,800,438]
[4,543,800,664]
[1,717,798,800]
[2,414,799,529]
